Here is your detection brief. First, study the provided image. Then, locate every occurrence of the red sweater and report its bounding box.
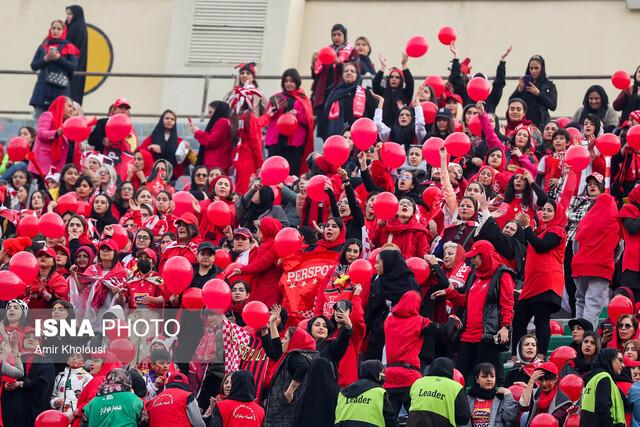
[370,216,432,258]
[337,294,366,387]
[193,118,232,172]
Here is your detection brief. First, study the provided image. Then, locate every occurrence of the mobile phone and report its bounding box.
[49,46,58,53]
[603,322,614,333]
[523,75,532,87]
[187,117,193,124]
[269,96,280,112]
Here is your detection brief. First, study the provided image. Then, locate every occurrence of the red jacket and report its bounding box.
[619,186,640,273]
[383,291,429,389]
[146,386,191,427]
[370,215,431,258]
[217,399,265,427]
[26,270,69,310]
[159,238,200,272]
[194,118,232,172]
[232,112,263,194]
[337,294,366,387]
[572,194,619,280]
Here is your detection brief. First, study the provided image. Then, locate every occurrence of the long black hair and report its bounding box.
[149,109,179,166]
[503,173,533,207]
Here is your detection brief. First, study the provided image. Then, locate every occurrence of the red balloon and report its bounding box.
[627,125,640,151]
[564,145,590,172]
[467,77,491,102]
[223,262,243,279]
[596,133,621,157]
[207,201,232,227]
[566,127,582,144]
[9,251,38,284]
[318,46,337,65]
[214,249,232,269]
[349,259,373,285]
[202,278,231,313]
[608,294,634,323]
[467,115,482,137]
[351,118,378,151]
[105,113,132,141]
[0,271,25,300]
[437,26,457,45]
[162,256,194,295]
[380,142,406,169]
[274,227,303,258]
[530,413,558,427]
[368,247,382,268]
[425,76,446,98]
[307,175,332,202]
[63,116,92,141]
[612,70,631,90]
[35,409,70,427]
[242,301,270,329]
[373,192,399,221]
[550,346,577,370]
[422,137,447,167]
[405,35,429,58]
[407,257,430,285]
[564,414,580,427]
[38,212,65,239]
[109,338,136,364]
[549,320,563,336]
[323,135,351,167]
[556,117,572,129]
[277,113,298,136]
[172,191,196,217]
[559,374,584,402]
[55,192,79,215]
[181,287,204,310]
[17,215,39,238]
[508,384,525,402]
[445,132,471,157]
[109,224,129,251]
[298,318,310,330]
[261,156,290,186]
[421,101,438,124]
[453,369,465,386]
[7,137,30,162]
[422,186,444,207]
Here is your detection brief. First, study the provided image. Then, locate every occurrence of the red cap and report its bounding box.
[98,239,119,252]
[175,212,198,226]
[53,244,70,257]
[537,361,559,377]
[586,172,604,185]
[136,248,157,264]
[167,373,189,385]
[112,98,131,109]
[465,240,494,258]
[37,247,57,258]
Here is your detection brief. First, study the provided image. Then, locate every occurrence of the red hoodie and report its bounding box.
[370,215,432,258]
[240,217,283,308]
[383,291,430,389]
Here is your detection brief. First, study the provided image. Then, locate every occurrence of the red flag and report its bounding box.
[118,152,134,182]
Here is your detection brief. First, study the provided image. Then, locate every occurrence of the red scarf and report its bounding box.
[42,26,80,57]
[536,387,558,412]
[47,96,69,162]
[329,85,366,120]
[289,89,316,174]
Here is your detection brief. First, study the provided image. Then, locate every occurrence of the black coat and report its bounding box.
[66,5,88,104]
[1,354,56,427]
[29,42,78,108]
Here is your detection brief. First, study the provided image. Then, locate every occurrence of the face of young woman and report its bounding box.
[355,39,370,55]
[239,70,254,85]
[31,192,44,210]
[443,246,457,269]
[374,255,384,275]
[508,102,525,122]
[231,284,249,302]
[93,196,109,215]
[12,171,27,188]
[436,118,449,132]
[163,113,176,130]
[155,163,168,180]
[458,198,475,221]
[135,232,151,249]
[582,335,597,357]
[233,234,251,252]
[476,370,496,390]
[543,122,558,142]
[161,236,173,252]
[215,178,231,198]
[51,303,69,320]
[389,71,402,89]
[365,197,375,218]
[552,135,567,152]
[344,243,361,264]
[487,151,503,169]
[194,168,208,186]
[311,318,329,340]
[120,184,134,200]
[571,325,584,343]
[514,129,529,149]
[397,172,414,192]
[55,250,68,268]
[38,255,54,270]
[586,178,602,197]
[16,187,27,203]
[337,197,351,218]
[76,251,90,268]
[209,168,222,182]
[323,220,340,242]
[50,21,64,39]
[398,109,412,126]
[66,8,73,24]
[513,174,527,192]
[331,30,345,45]
[86,158,100,172]
[64,99,74,119]
[464,107,478,125]
[98,167,110,185]
[134,153,145,171]
[5,302,23,323]
[464,183,483,201]
[343,65,358,84]
[587,91,602,110]
[67,217,84,235]
[540,202,556,223]
[19,128,34,142]
[63,168,79,186]
[408,147,422,166]
[625,343,639,361]
[156,193,170,212]
[137,190,154,207]
[583,119,596,136]
[223,375,232,396]
[397,199,414,222]
[521,337,537,360]
[283,76,297,92]
[528,60,542,80]
[445,101,458,117]
[502,221,518,237]
[478,168,493,186]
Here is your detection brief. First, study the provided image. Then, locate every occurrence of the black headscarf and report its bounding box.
[583,348,619,385]
[197,101,230,165]
[90,195,118,234]
[390,106,418,149]
[189,167,209,201]
[578,85,610,124]
[149,110,179,166]
[66,5,87,64]
[573,331,601,374]
[426,357,455,379]
[228,370,256,402]
[292,357,339,427]
[376,249,420,304]
[358,360,385,384]
[468,364,498,400]
[241,186,274,229]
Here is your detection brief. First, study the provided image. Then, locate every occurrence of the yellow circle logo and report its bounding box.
[85,23,113,95]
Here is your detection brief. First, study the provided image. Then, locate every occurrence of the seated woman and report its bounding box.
[466,363,518,427]
[519,362,571,427]
[561,331,601,378]
[505,334,539,387]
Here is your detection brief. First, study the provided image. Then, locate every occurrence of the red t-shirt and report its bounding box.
[471,398,493,427]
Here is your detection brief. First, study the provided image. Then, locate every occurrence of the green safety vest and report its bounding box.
[409,375,462,427]
[335,387,386,427]
[581,371,625,425]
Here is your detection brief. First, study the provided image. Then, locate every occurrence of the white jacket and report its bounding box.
[50,367,93,416]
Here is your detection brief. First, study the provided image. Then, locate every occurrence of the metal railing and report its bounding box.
[0,68,614,118]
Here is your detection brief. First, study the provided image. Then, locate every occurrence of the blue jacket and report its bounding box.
[29,41,78,108]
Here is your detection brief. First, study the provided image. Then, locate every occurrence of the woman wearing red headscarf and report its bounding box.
[228,217,283,308]
[199,175,238,244]
[29,20,79,116]
[28,96,75,178]
[511,200,567,360]
[619,185,640,297]
[127,149,154,190]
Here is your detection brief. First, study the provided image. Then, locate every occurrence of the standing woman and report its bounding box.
[189,101,233,174]
[618,185,640,296]
[65,5,87,104]
[262,68,315,176]
[354,36,375,76]
[510,55,557,128]
[28,96,75,178]
[511,201,567,360]
[320,62,377,138]
[29,20,79,116]
[140,110,191,179]
[613,65,640,124]
[372,52,414,126]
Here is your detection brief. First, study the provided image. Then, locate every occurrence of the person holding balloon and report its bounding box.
[612,65,640,124]
[519,362,572,427]
[611,111,640,198]
[158,213,201,271]
[88,98,138,162]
